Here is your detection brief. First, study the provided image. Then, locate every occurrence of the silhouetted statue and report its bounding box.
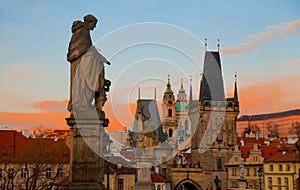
[67,14,111,114]
[214,176,222,190]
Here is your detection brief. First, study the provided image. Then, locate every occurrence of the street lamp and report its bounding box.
[258,168,263,190]
[105,134,113,190]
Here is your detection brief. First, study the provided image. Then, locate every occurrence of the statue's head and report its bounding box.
[84,14,98,30]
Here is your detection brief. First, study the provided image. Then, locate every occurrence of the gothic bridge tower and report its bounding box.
[188,39,239,189]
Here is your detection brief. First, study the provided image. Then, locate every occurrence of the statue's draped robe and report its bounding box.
[67,21,92,111]
[72,46,108,111]
[67,21,92,62]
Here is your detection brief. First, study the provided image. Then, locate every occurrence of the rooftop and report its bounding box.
[238,109,300,121]
[264,151,300,163]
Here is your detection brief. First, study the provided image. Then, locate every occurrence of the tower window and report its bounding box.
[169,128,173,137]
[168,109,172,117]
[217,158,223,170]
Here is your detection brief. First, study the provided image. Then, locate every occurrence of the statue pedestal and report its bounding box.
[238,179,247,190]
[134,150,156,190]
[66,111,109,190]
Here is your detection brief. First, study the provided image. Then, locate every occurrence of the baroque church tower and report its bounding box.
[162,75,177,138]
[189,40,239,189]
[175,79,190,143]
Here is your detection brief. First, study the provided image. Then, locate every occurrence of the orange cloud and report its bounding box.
[0,111,69,130]
[0,99,136,132]
[0,100,69,131]
[32,100,69,113]
[235,75,300,115]
[222,18,300,55]
[3,74,299,132]
[105,102,136,131]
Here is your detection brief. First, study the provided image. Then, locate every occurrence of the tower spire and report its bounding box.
[234,71,238,102]
[154,88,156,100]
[217,39,220,52]
[138,87,140,100]
[180,79,183,90]
[205,38,207,52]
[168,74,170,84]
[189,75,193,103]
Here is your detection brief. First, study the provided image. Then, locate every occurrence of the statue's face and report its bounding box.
[88,20,97,30]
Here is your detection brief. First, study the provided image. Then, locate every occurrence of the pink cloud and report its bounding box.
[280,59,300,65]
[1,65,47,79]
[222,18,300,55]
[32,100,68,113]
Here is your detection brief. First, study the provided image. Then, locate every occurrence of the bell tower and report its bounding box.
[162,75,177,138]
[175,79,190,143]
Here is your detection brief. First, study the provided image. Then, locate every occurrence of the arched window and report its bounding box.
[169,128,173,137]
[168,108,172,117]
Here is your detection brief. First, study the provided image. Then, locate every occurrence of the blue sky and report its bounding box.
[0,0,300,129]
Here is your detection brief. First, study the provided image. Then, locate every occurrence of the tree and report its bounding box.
[267,122,280,138]
[290,122,300,138]
[0,138,70,190]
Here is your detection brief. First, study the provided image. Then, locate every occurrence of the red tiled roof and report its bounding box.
[0,130,29,158]
[237,137,265,145]
[120,149,135,161]
[152,172,171,183]
[260,145,278,159]
[0,130,69,163]
[264,151,300,163]
[239,146,251,159]
[271,139,280,143]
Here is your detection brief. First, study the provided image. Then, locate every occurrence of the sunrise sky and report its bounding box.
[0,1,300,131]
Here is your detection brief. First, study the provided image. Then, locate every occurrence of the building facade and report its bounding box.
[264,151,300,190]
[0,130,70,189]
[237,109,300,139]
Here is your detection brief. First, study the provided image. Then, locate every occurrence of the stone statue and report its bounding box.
[67,14,111,114]
[214,176,222,190]
[239,159,244,179]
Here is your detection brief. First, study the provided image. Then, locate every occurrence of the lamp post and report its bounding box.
[258,168,263,190]
[105,134,113,190]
